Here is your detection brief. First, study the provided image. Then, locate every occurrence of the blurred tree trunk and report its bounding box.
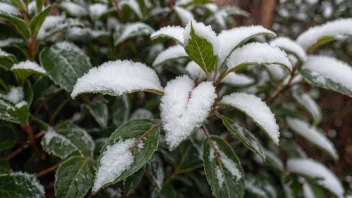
[257,0,278,28]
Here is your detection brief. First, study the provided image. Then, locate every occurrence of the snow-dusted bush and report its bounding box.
[0,0,351,197]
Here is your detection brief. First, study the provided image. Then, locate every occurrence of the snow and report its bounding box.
[11,60,47,74]
[286,117,337,160]
[60,1,88,17]
[221,92,280,144]
[264,149,284,171]
[115,22,154,44]
[174,6,194,26]
[270,37,307,62]
[37,16,65,40]
[184,20,220,56]
[160,76,216,149]
[303,182,314,198]
[119,0,142,19]
[15,101,27,108]
[265,64,287,80]
[215,166,224,186]
[89,3,107,19]
[0,38,22,47]
[93,138,135,192]
[150,26,184,44]
[227,43,292,72]
[10,172,45,198]
[0,87,23,104]
[153,45,188,67]
[245,178,267,197]
[292,89,321,123]
[296,18,352,50]
[0,2,20,16]
[185,61,206,80]
[218,25,275,64]
[71,60,163,98]
[0,49,10,56]
[218,149,242,181]
[222,72,254,86]
[287,158,344,198]
[130,108,153,120]
[302,55,352,91]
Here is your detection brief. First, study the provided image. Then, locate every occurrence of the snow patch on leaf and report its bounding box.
[185,61,206,80]
[150,25,184,44]
[11,60,47,74]
[222,72,254,86]
[0,87,23,104]
[174,6,194,26]
[89,3,108,19]
[0,2,20,16]
[270,37,307,62]
[153,45,188,67]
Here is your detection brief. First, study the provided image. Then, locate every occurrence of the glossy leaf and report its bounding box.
[84,100,108,128]
[0,172,44,197]
[0,12,28,40]
[124,165,146,195]
[29,5,51,38]
[0,99,29,125]
[0,124,18,151]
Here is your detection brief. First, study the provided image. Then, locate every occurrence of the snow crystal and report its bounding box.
[150,26,184,44]
[89,3,107,19]
[227,42,292,72]
[185,61,206,80]
[93,138,135,192]
[221,92,280,144]
[0,87,23,104]
[160,76,216,149]
[174,6,194,26]
[292,89,321,123]
[60,1,88,17]
[296,18,352,50]
[287,158,344,198]
[10,172,45,197]
[215,166,224,186]
[71,60,163,98]
[218,25,275,64]
[11,60,47,74]
[302,55,352,91]
[184,20,220,56]
[0,2,20,16]
[153,45,188,66]
[222,72,254,86]
[286,117,337,159]
[270,37,307,62]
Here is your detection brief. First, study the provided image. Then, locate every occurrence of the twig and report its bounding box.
[4,144,29,160]
[201,126,222,165]
[129,122,161,152]
[35,162,61,178]
[21,124,41,157]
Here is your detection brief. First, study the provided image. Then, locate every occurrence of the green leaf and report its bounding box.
[123,165,145,195]
[0,160,10,174]
[112,95,130,127]
[203,136,244,198]
[176,0,212,6]
[0,49,17,70]
[147,153,164,190]
[306,35,335,53]
[37,18,83,40]
[151,184,177,198]
[113,22,154,46]
[0,99,29,125]
[93,119,160,193]
[84,100,108,128]
[0,172,44,197]
[41,122,95,159]
[10,0,26,11]
[0,12,29,40]
[11,61,47,85]
[29,5,51,38]
[292,88,321,124]
[152,45,188,67]
[150,26,184,45]
[23,81,33,105]
[184,21,218,73]
[40,42,92,92]
[55,156,95,198]
[218,114,265,161]
[245,175,277,198]
[0,124,18,151]
[36,0,45,12]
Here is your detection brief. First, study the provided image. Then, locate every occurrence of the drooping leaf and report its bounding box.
[92,119,160,193]
[203,136,244,198]
[71,60,163,98]
[84,99,108,128]
[29,5,51,38]
[41,122,95,159]
[40,42,92,92]
[55,156,95,198]
[123,165,146,195]
[152,45,188,67]
[183,20,219,73]
[114,22,154,46]
[218,114,265,161]
[0,124,18,151]
[0,172,44,197]
[292,88,321,124]
[150,26,184,45]
[270,37,307,63]
[147,153,164,190]
[0,12,29,40]
[220,92,280,144]
[300,55,352,97]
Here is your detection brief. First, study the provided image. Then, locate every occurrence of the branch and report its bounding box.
[129,122,161,152]
[35,162,61,178]
[4,144,29,160]
[201,126,222,166]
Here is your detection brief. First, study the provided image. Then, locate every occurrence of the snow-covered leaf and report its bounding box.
[226,43,292,73]
[160,76,216,149]
[287,158,344,197]
[153,45,188,67]
[119,0,143,19]
[207,6,249,29]
[0,12,29,40]
[218,26,275,65]
[0,49,17,70]
[185,61,206,80]
[300,55,352,97]
[222,72,254,87]
[184,20,219,73]
[37,16,83,40]
[245,175,277,198]
[0,2,20,16]
[55,156,95,198]
[114,22,154,46]
[59,1,88,17]
[11,60,46,84]
[174,6,194,26]
[296,18,352,52]
[263,149,284,173]
[124,165,146,195]
[286,117,337,160]
[265,64,287,81]
[71,60,163,98]
[92,119,160,192]
[0,38,23,48]
[40,42,92,92]
[0,172,44,198]
[29,5,52,38]
[130,108,153,120]
[292,88,322,124]
[203,136,244,198]
[147,154,164,190]
[41,122,95,159]
[89,3,108,19]
[270,37,307,63]
[84,99,108,128]
[0,124,18,151]
[0,98,29,125]
[220,92,280,144]
[150,26,184,45]
[218,114,265,161]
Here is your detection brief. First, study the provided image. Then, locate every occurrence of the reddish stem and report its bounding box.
[35,163,61,178]
[129,122,161,152]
